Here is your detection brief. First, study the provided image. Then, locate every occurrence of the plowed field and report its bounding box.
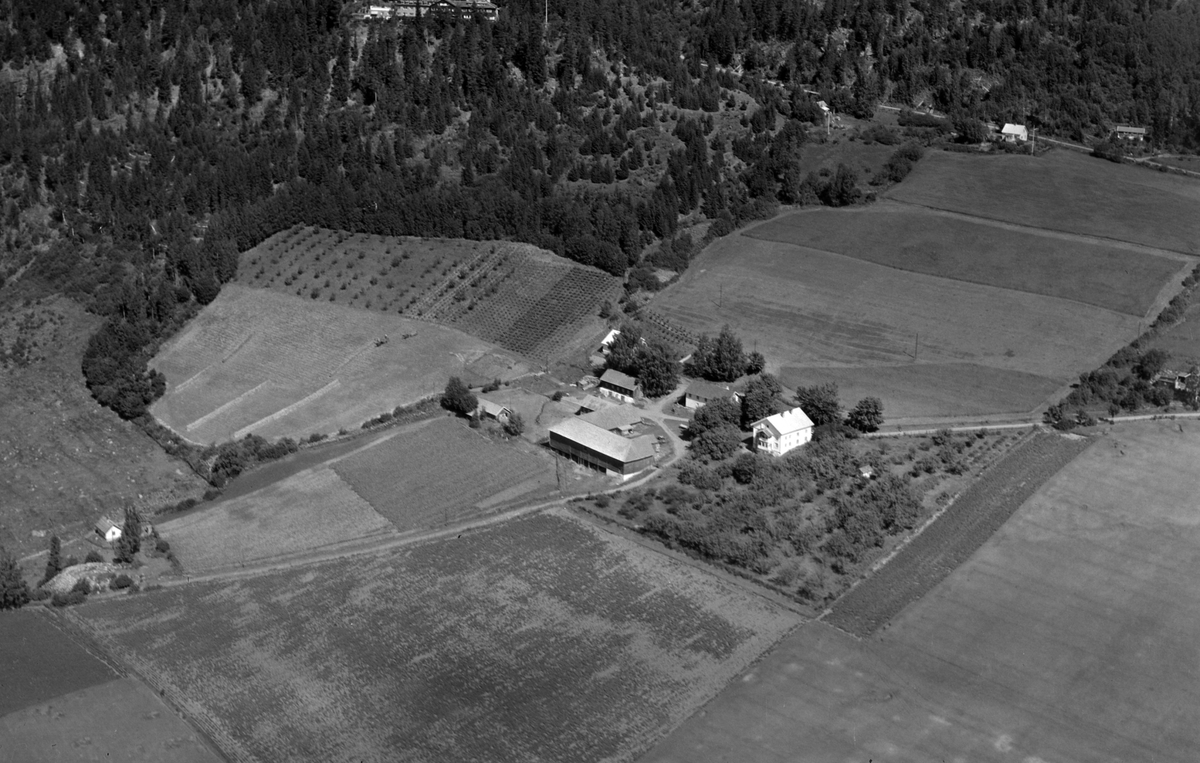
[75,510,800,763]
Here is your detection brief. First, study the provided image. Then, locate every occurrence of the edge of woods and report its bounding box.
[823,430,1093,637]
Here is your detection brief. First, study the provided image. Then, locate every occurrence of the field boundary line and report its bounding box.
[55,607,252,763]
[886,197,1199,261]
[172,365,214,396]
[219,332,254,364]
[232,379,340,439]
[186,381,269,433]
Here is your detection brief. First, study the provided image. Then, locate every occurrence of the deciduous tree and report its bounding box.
[847,397,884,432]
[796,383,842,426]
[441,376,478,417]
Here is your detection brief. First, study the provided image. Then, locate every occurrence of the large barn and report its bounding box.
[548,418,657,478]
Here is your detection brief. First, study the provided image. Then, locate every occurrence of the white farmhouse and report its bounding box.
[1000,123,1028,142]
[95,517,123,543]
[751,407,814,456]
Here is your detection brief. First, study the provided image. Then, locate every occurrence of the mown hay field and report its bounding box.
[887,149,1200,254]
[653,234,1141,422]
[0,610,218,763]
[333,417,557,529]
[76,510,800,763]
[646,420,1200,762]
[748,204,1184,316]
[159,467,393,573]
[150,284,528,443]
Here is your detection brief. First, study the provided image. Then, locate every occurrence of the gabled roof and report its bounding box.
[476,397,510,417]
[599,368,639,391]
[752,407,814,438]
[686,380,737,401]
[1001,123,1027,135]
[1115,125,1146,134]
[572,394,612,413]
[600,329,621,348]
[580,405,644,432]
[96,517,120,533]
[549,418,657,462]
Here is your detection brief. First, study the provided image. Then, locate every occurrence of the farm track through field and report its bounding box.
[824,432,1093,637]
[887,199,1198,264]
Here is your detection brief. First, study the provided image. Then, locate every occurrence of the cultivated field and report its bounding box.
[158,467,393,573]
[76,510,800,763]
[826,431,1092,636]
[645,421,1200,762]
[0,609,218,763]
[653,233,1143,422]
[888,148,1200,253]
[150,284,528,443]
[748,204,1183,315]
[240,226,621,362]
[333,417,557,528]
[0,297,204,556]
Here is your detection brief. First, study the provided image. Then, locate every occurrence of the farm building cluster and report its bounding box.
[544,379,665,479]
[357,0,499,21]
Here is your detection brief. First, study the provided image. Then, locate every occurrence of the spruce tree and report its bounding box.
[0,547,30,610]
[41,534,62,586]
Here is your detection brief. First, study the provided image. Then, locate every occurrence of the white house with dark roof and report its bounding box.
[751,407,814,457]
[475,396,512,423]
[95,517,123,543]
[548,418,657,478]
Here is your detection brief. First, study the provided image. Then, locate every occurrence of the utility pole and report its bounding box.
[544,0,548,33]
[914,332,919,362]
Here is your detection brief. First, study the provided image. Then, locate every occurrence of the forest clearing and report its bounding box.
[645,421,1200,762]
[149,284,528,443]
[73,510,800,763]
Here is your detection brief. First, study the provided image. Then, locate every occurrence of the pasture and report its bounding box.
[748,204,1184,316]
[0,609,218,763]
[149,284,528,443]
[240,226,621,362]
[888,148,1200,254]
[333,416,557,528]
[75,510,800,763]
[644,421,1200,762]
[653,233,1141,422]
[0,297,204,556]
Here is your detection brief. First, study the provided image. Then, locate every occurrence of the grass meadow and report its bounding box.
[748,204,1184,316]
[888,149,1200,254]
[159,467,394,573]
[333,417,557,528]
[0,298,205,557]
[653,233,1141,422]
[645,421,1200,762]
[150,284,528,443]
[76,510,800,763]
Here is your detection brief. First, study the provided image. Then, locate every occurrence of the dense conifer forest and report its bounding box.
[1,0,1199,422]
